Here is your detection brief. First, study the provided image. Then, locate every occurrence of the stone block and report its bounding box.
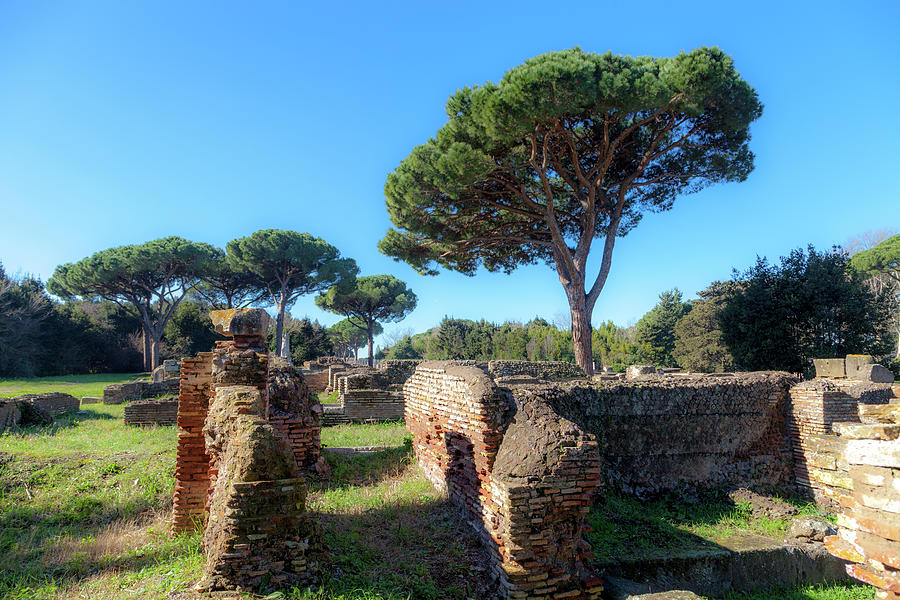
[209,308,270,338]
[814,358,846,378]
[858,364,896,384]
[846,355,876,378]
[626,365,657,380]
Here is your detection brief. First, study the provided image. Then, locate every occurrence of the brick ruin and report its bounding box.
[123,395,178,426]
[400,354,900,599]
[825,406,900,600]
[405,362,604,600]
[103,378,179,404]
[171,308,323,592]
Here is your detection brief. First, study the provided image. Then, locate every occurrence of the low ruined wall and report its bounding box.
[404,362,603,599]
[301,369,330,395]
[123,395,178,426]
[530,372,796,495]
[342,390,404,422]
[103,378,179,404]
[825,407,900,599]
[12,392,80,416]
[488,359,584,380]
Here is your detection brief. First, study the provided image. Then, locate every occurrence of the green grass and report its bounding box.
[0,404,175,457]
[318,390,341,405]
[320,421,408,448]
[0,373,145,399]
[586,491,829,563]
[714,582,875,599]
[0,410,199,599]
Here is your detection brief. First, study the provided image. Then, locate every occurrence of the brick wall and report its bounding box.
[825,408,900,599]
[488,359,584,380]
[789,379,860,506]
[342,390,405,421]
[123,395,178,426]
[301,369,330,395]
[404,362,603,599]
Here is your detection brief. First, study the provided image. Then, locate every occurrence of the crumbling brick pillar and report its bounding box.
[825,406,900,599]
[173,352,214,532]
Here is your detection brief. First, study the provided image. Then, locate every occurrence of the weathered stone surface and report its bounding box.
[847,439,900,469]
[790,516,837,541]
[209,307,270,338]
[815,358,846,378]
[847,355,876,378]
[835,422,900,441]
[626,365,657,380]
[861,364,897,384]
[81,396,101,404]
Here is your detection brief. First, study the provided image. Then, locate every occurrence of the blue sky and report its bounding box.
[1,1,898,347]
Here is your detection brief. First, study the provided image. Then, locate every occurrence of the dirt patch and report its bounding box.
[728,488,798,521]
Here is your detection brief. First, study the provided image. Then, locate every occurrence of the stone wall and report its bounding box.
[123,395,178,426]
[825,405,900,599]
[268,356,322,470]
[404,362,603,599]
[103,378,179,404]
[11,392,80,416]
[488,359,584,380]
[537,372,797,496]
[301,368,330,395]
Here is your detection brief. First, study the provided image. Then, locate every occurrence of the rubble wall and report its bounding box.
[543,372,797,495]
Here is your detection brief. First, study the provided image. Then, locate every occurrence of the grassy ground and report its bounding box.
[320,421,408,448]
[0,374,876,599]
[0,373,144,399]
[715,582,875,599]
[318,391,341,405]
[586,490,828,563]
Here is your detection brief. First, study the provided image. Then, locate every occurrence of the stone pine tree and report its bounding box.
[378,47,762,375]
[196,261,267,309]
[316,275,417,367]
[47,236,219,370]
[226,230,358,362]
[850,234,900,358]
[328,318,382,360]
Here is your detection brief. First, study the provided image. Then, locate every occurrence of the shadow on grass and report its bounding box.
[311,444,415,491]
[586,490,745,565]
[310,496,494,600]
[2,409,117,437]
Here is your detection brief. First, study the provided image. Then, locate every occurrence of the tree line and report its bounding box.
[0,229,417,377]
[379,243,899,377]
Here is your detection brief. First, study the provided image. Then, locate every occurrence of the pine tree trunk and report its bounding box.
[142,329,152,372]
[275,298,287,359]
[367,321,374,368]
[569,296,594,376]
[150,333,161,370]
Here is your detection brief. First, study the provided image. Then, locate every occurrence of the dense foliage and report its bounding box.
[265,316,334,365]
[47,236,219,370]
[633,289,690,367]
[719,246,894,374]
[672,282,735,372]
[380,47,762,374]
[0,264,142,377]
